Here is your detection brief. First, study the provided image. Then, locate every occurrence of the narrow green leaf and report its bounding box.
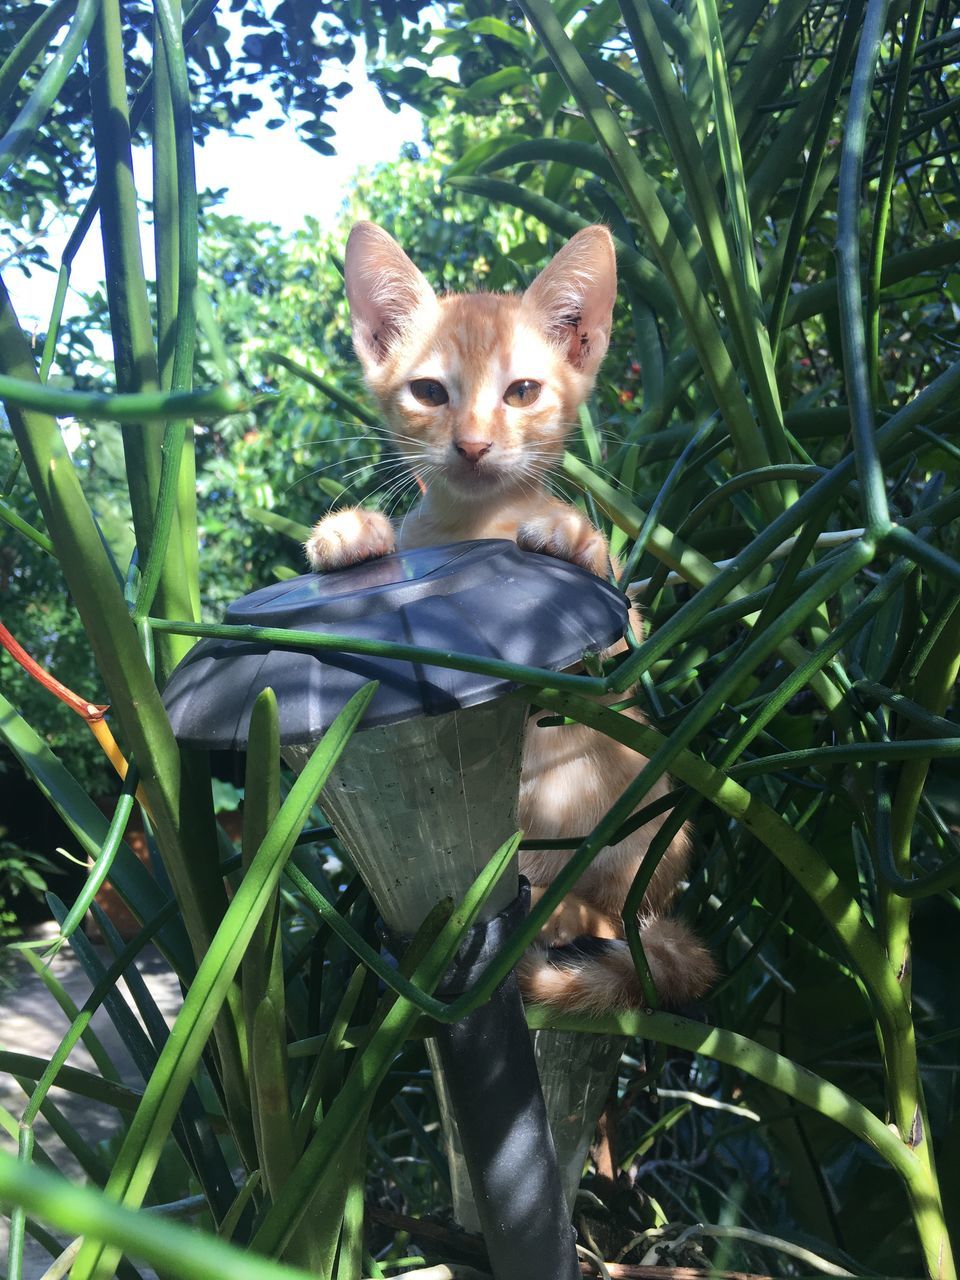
[251,831,522,1255]
[241,691,298,1209]
[0,1054,141,1114]
[464,16,529,50]
[477,137,615,184]
[0,0,97,183]
[524,1006,919,1182]
[264,351,380,428]
[243,507,313,544]
[517,0,775,485]
[0,1152,319,1280]
[460,66,530,102]
[0,374,243,421]
[71,683,376,1280]
[446,175,678,323]
[0,0,76,117]
[53,768,138,945]
[620,0,791,492]
[441,131,530,180]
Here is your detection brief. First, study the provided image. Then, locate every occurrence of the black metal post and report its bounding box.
[395,890,580,1280]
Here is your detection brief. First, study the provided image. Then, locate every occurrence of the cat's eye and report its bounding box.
[504,380,541,408]
[410,378,449,406]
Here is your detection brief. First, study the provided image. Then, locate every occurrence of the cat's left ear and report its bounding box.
[520,226,617,377]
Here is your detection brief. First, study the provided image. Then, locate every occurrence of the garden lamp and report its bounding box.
[162,538,629,1280]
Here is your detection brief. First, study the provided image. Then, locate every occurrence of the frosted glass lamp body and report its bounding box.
[284,699,526,933]
[284,699,580,1280]
[533,1029,627,1210]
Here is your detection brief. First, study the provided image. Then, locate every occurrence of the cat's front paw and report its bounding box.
[304,509,396,572]
[517,509,608,577]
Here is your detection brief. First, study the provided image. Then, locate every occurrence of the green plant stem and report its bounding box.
[139,0,201,626]
[886,594,960,971]
[292,966,366,1147]
[730,737,960,774]
[526,1004,918,1178]
[46,889,239,1219]
[836,0,894,537]
[147,615,610,695]
[86,0,193,676]
[875,777,960,899]
[86,0,160,514]
[0,496,54,553]
[768,0,866,352]
[724,558,916,764]
[785,236,960,329]
[855,680,960,738]
[152,6,179,398]
[0,0,76,114]
[443,177,683,324]
[283,659,909,1060]
[250,831,521,1257]
[8,870,161,1280]
[6,1126,31,1280]
[621,0,792,492]
[616,419,717,589]
[671,463,826,551]
[0,373,242,420]
[0,350,180,902]
[0,277,250,1171]
[867,0,926,403]
[564,453,845,716]
[608,350,960,692]
[36,0,219,377]
[526,1006,951,1279]
[54,766,138,944]
[694,0,758,295]
[518,0,779,497]
[885,524,960,589]
[240,693,322,1264]
[0,1152,319,1280]
[0,0,97,183]
[70,685,375,1280]
[528,682,912,1061]
[529,683,952,1278]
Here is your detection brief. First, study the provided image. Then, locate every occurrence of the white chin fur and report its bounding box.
[441,466,513,497]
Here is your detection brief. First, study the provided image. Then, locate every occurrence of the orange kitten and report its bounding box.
[306,221,715,1011]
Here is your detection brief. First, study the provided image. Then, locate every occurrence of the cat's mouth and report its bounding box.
[443,454,512,495]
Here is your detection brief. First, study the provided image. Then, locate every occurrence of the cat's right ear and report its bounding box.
[344,222,437,370]
[521,226,617,379]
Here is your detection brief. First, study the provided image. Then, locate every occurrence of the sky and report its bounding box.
[9,44,424,331]
[193,49,424,231]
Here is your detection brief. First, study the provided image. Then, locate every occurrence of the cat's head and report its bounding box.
[343,221,617,502]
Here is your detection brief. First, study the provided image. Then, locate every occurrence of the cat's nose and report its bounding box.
[455,439,493,464]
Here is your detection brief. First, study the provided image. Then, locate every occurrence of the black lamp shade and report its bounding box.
[162,539,629,747]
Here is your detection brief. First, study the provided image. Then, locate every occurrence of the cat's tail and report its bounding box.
[517,917,716,1013]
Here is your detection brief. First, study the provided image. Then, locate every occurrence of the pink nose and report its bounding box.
[455,440,493,464]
